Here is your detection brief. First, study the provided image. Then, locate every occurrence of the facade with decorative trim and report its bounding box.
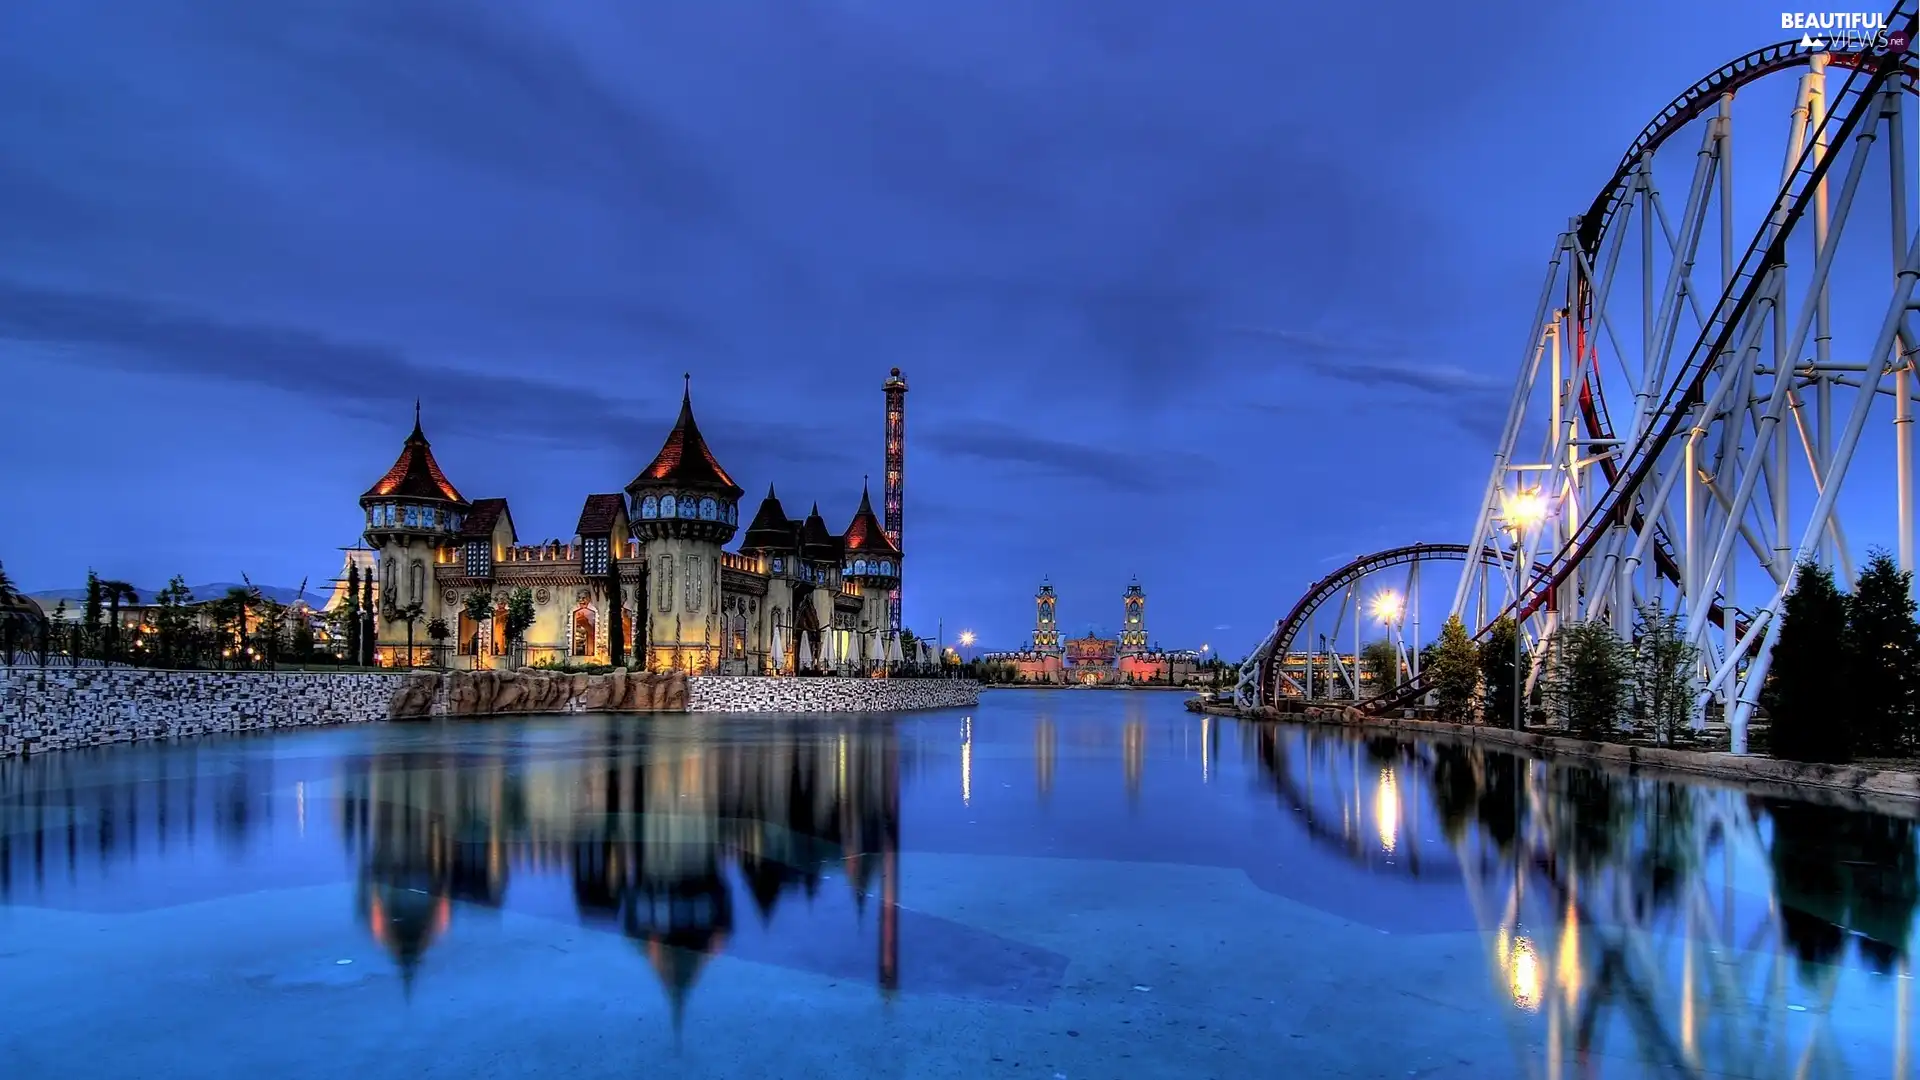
[987,578,1200,685]
[359,371,925,675]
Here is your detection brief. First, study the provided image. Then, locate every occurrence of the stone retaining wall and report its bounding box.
[688,676,979,713]
[0,666,410,757]
[1216,699,1920,816]
[1,666,980,758]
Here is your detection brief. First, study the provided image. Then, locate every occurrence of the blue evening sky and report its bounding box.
[0,0,1895,654]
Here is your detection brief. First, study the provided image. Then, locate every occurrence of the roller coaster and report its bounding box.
[1239,12,1920,755]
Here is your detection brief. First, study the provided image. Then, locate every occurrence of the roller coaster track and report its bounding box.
[1241,543,1550,706]
[1244,21,1919,718]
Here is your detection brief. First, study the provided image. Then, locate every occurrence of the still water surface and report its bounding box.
[0,690,1912,1078]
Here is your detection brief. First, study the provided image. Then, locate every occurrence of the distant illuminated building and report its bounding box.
[988,578,1200,684]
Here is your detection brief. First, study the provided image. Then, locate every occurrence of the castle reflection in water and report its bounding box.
[3,708,1919,1074]
[340,718,902,1017]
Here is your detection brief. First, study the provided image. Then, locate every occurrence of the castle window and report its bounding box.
[640,495,658,520]
[660,495,677,519]
[405,505,420,528]
[465,540,491,577]
[880,561,893,576]
[582,536,609,576]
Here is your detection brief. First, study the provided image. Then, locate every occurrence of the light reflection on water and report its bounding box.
[0,692,1912,1077]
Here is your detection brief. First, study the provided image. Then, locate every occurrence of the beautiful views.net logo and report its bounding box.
[1780,11,1908,51]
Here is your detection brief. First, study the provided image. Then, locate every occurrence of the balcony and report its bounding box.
[721,551,768,575]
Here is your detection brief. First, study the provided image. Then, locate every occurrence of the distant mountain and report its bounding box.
[26,582,332,610]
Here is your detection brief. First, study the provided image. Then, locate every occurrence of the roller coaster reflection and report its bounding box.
[1252,721,1917,1079]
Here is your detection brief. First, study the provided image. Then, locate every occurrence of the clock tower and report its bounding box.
[1033,580,1059,651]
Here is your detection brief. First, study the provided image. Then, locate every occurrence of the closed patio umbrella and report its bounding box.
[798,631,814,670]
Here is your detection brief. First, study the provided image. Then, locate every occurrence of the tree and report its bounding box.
[463,590,495,661]
[360,575,376,666]
[83,570,103,636]
[1428,616,1481,722]
[152,577,195,667]
[386,599,427,668]
[1632,602,1698,745]
[1848,550,1920,756]
[1360,639,1400,698]
[606,556,625,668]
[98,580,138,662]
[1541,619,1632,739]
[1480,617,1529,727]
[1762,560,1854,764]
[345,564,362,668]
[427,616,450,667]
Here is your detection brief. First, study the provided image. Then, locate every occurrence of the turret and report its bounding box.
[359,403,469,546]
[359,404,469,655]
[626,377,745,545]
[840,480,902,587]
[842,480,902,637]
[798,504,841,568]
[626,377,741,672]
[740,485,798,562]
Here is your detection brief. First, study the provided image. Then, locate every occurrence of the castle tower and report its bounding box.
[881,368,907,632]
[1120,578,1147,655]
[1033,580,1059,650]
[359,403,470,664]
[841,479,902,639]
[625,377,742,673]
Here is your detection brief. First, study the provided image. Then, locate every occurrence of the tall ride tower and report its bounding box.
[1120,579,1147,655]
[882,367,908,632]
[1033,580,1059,650]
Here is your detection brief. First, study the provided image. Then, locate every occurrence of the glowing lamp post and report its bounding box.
[958,630,976,664]
[1500,489,1548,730]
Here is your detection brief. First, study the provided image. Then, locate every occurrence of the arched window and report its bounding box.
[409,561,426,604]
[571,605,596,657]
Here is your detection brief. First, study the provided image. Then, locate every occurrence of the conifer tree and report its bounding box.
[1429,616,1482,723]
[1542,620,1632,739]
[1480,616,1528,726]
[1632,602,1698,745]
[345,564,362,667]
[1848,550,1920,756]
[1762,560,1854,763]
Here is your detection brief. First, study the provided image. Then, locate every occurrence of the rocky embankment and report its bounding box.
[388,668,687,719]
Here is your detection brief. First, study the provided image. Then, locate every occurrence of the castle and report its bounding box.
[359,370,921,673]
[987,580,1199,685]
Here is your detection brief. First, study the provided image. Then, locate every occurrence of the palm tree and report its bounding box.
[99,580,139,662]
[385,599,427,668]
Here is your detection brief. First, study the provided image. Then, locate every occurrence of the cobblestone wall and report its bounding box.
[0,667,410,757]
[686,676,979,713]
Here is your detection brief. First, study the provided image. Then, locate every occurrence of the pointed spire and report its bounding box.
[628,375,743,497]
[364,402,466,503]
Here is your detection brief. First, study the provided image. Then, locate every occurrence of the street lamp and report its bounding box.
[958,629,976,663]
[1499,489,1548,731]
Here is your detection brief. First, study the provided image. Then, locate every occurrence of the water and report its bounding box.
[0,690,1912,1079]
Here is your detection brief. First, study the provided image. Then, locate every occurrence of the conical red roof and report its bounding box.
[362,405,466,504]
[628,379,743,498]
[841,481,901,557]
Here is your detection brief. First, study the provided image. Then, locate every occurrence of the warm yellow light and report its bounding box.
[1370,591,1402,623]
[959,630,976,648]
[1374,768,1399,855]
[1508,935,1543,1012]
[1503,489,1548,529]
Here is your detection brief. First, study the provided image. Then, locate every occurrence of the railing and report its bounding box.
[501,542,579,563]
[720,551,767,575]
[840,579,863,598]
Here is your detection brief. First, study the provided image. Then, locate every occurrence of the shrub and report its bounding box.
[1542,619,1632,739]
[1762,561,1854,764]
